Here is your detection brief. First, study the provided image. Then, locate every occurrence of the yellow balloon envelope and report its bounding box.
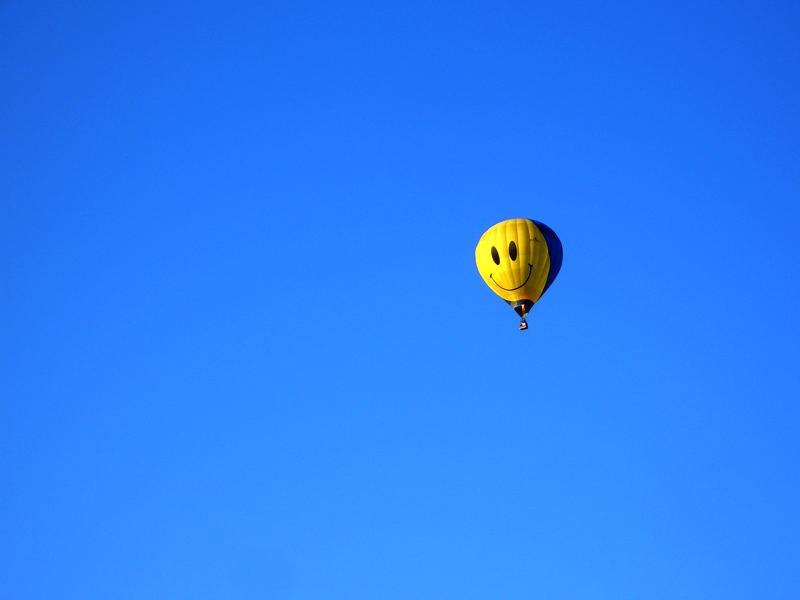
[475,218,562,330]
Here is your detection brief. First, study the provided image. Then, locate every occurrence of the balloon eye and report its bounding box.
[509,241,517,261]
[491,246,500,265]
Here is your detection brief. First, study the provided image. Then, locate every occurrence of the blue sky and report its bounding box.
[2,2,799,598]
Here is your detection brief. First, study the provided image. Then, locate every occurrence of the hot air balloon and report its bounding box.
[475,218,562,330]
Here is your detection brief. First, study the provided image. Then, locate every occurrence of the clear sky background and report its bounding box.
[2,2,799,599]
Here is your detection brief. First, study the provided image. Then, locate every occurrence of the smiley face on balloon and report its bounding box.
[475,218,562,330]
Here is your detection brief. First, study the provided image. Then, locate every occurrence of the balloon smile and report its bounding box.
[490,264,533,291]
